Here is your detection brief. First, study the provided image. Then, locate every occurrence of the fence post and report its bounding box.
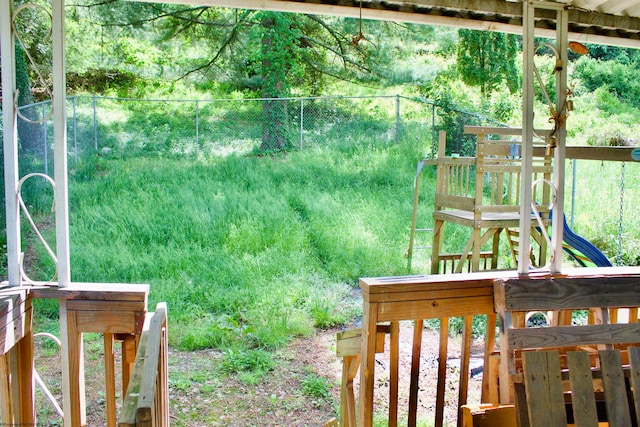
[43,103,48,176]
[195,100,199,153]
[93,95,98,150]
[72,96,77,163]
[431,104,436,158]
[396,94,400,144]
[300,98,304,149]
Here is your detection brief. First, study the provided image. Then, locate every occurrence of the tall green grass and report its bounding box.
[65,138,424,351]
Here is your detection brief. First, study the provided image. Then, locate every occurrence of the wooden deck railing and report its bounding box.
[1,284,169,427]
[119,302,169,427]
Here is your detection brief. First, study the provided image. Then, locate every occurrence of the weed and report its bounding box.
[221,348,274,384]
[300,373,331,399]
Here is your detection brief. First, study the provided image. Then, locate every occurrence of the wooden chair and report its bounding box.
[430,126,552,274]
[514,348,640,427]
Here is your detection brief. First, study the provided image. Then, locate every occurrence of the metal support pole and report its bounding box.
[300,98,304,149]
[195,100,199,151]
[396,94,401,144]
[93,95,98,150]
[73,96,77,162]
[1,0,21,286]
[43,103,48,176]
[431,104,436,158]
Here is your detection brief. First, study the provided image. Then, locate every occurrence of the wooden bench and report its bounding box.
[515,348,640,427]
[494,273,640,408]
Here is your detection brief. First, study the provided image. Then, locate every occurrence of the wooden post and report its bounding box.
[60,300,87,427]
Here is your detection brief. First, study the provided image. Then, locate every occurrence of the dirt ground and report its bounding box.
[33,320,485,427]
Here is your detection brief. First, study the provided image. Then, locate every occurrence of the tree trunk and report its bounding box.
[259,14,291,152]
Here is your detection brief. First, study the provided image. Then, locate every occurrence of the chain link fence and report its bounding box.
[1,94,499,175]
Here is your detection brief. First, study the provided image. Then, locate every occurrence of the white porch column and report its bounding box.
[550,7,568,274]
[52,0,71,286]
[519,1,535,275]
[0,0,21,286]
[520,1,568,274]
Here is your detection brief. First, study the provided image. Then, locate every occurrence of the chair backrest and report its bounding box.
[514,348,640,427]
[494,275,640,404]
[433,126,553,218]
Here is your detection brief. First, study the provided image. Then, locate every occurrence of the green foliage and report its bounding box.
[221,349,274,384]
[457,29,519,97]
[574,56,640,109]
[300,373,332,399]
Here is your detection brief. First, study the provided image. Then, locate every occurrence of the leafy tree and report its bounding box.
[574,56,640,109]
[75,2,386,152]
[456,29,519,98]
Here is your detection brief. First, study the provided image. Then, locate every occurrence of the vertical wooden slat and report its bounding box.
[599,349,632,427]
[60,300,87,427]
[566,351,599,427]
[388,321,399,427]
[434,318,449,427]
[522,351,567,427]
[627,347,640,427]
[0,352,13,424]
[16,302,35,425]
[481,313,497,404]
[122,335,137,396]
[457,316,473,427]
[408,320,423,427]
[359,300,378,427]
[104,333,117,427]
[340,355,359,427]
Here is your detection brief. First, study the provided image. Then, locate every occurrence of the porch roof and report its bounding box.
[133,0,640,48]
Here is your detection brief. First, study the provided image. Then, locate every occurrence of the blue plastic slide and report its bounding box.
[561,214,612,267]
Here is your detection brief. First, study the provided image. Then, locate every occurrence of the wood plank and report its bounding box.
[434,318,448,427]
[66,300,147,312]
[627,347,640,427]
[136,304,167,423]
[566,351,599,427]
[30,282,149,301]
[359,300,378,427]
[458,316,473,412]
[378,295,495,322]
[408,319,423,427]
[522,351,567,427]
[389,321,399,427]
[599,350,632,427]
[367,286,493,304]
[118,322,150,427]
[104,333,117,427]
[75,310,138,334]
[0,352,12,425]
[495,276,640,312]
[507,323,640,350]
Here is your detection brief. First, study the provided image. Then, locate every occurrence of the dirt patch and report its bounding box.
[34,323,485,426]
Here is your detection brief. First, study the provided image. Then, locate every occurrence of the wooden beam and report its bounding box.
[128,0,640,48]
